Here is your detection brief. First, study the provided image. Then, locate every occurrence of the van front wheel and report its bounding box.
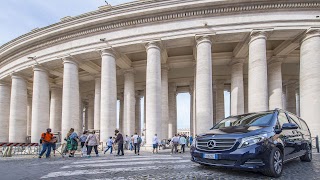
[262,147,283,177]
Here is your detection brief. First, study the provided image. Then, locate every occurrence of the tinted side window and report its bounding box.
[278,112,289,128]
[299,119,310,132]
[287,113,301,129]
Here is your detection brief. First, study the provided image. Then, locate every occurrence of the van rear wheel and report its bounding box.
[300,144,312,162]
[262,147,283,177]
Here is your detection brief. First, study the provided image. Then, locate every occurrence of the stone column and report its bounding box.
[192,65,197,136]
[212,83,216,124]
[296,88,300,116]
[268,58,283,110]
[61,58,80,141]
[168,83,176,138]
[173,93,177,135]
[100,49,117,141]
[94,77,101,130]
[49,86,62,133]
[87,95,94,129]
[31,66,50,143]
[0,81,10,142]
[189,84,194,136]
[244,80,248,113]
[282,86,287,110]
[215,80,225,122]
[143,88,146,136]
[9,74,27,142]
[195,36,213,134]
[123,69,135,136]
[119,94,124,133]
[145,42,162,146]
[230,59,244,115]
[135,92,141,135]
[27,95,32,136]
[300,28,320,136]
[248,31,268,112]
[286,81,297,114]
[161,66,169,140]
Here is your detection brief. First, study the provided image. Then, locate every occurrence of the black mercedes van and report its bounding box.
[190,109,312,177]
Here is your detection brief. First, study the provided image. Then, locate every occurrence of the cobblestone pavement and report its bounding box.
[0,149,320,180]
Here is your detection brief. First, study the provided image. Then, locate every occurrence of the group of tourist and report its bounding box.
[38,127,194,159]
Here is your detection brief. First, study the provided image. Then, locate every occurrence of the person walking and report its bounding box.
[39,128,53,158]
[179,135,186,153]
[129,135,134,151]
[152,134,159,154]
[79,131,88,157]
[65,128,78,157]
[171,134,179,154]
[132,132,140,155]
[114,130,124,156]
[104,136,113,154]
[85,130,100,157]
[124,135,129,150]
[51,136,57,157]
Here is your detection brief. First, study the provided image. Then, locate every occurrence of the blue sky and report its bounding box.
[1,0,230,130]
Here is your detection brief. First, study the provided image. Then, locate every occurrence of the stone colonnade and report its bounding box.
[0,29,319,144]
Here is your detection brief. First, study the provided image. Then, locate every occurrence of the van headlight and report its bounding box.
[239,134,268,148]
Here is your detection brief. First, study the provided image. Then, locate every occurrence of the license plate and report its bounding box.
[203,153,218,159]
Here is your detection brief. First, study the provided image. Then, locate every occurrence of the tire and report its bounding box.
[262,147,283,178]
[300,144,312,162]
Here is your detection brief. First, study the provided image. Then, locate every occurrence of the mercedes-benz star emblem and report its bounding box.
[207,140,216,149]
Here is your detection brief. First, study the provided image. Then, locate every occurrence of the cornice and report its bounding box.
[0,1,319,65]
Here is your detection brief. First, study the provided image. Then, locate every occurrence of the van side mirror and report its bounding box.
[282,123,298,130]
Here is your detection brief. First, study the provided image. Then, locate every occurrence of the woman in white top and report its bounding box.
[85,130,100,157]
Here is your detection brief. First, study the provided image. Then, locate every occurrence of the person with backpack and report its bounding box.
[39,128,53,158]
[65,128,78,157]
[85,130,100,157]
[104,136,113,154]
[132,132,141,155]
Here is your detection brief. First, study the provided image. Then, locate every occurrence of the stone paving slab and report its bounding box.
[0,149,319,180]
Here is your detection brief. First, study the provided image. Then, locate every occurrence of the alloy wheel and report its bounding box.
[273,150,283,174]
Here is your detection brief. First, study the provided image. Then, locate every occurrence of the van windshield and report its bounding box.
[212,112,274,129]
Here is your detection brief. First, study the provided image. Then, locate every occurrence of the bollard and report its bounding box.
[316,135,320,153]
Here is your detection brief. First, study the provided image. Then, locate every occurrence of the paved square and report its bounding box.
[0,150,320,179]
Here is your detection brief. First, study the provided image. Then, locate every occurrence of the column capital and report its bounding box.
[145,41,161,51]
[250,29,273,44]
[229,58,245,66]
[302,27,320,43]
[62,56,78,66]
[0,80,10,86]
[10,72,26,81]
[100,48,116,58]
[195,35,212,47]
[33,65,48,73]
[268,56,284,65]
[123,68,135,75]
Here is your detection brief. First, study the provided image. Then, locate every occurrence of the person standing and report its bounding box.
[39,128,53,158]
[132,132,139,155]
[51,136,57,157]
[189,135,193,147]
[104,136,113,154]
[152,134,159,154]
[65,128,78,157]
[86,130,100,157]
[179,135,186,153]
[114,130,124,156]
[171,134,179,154]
